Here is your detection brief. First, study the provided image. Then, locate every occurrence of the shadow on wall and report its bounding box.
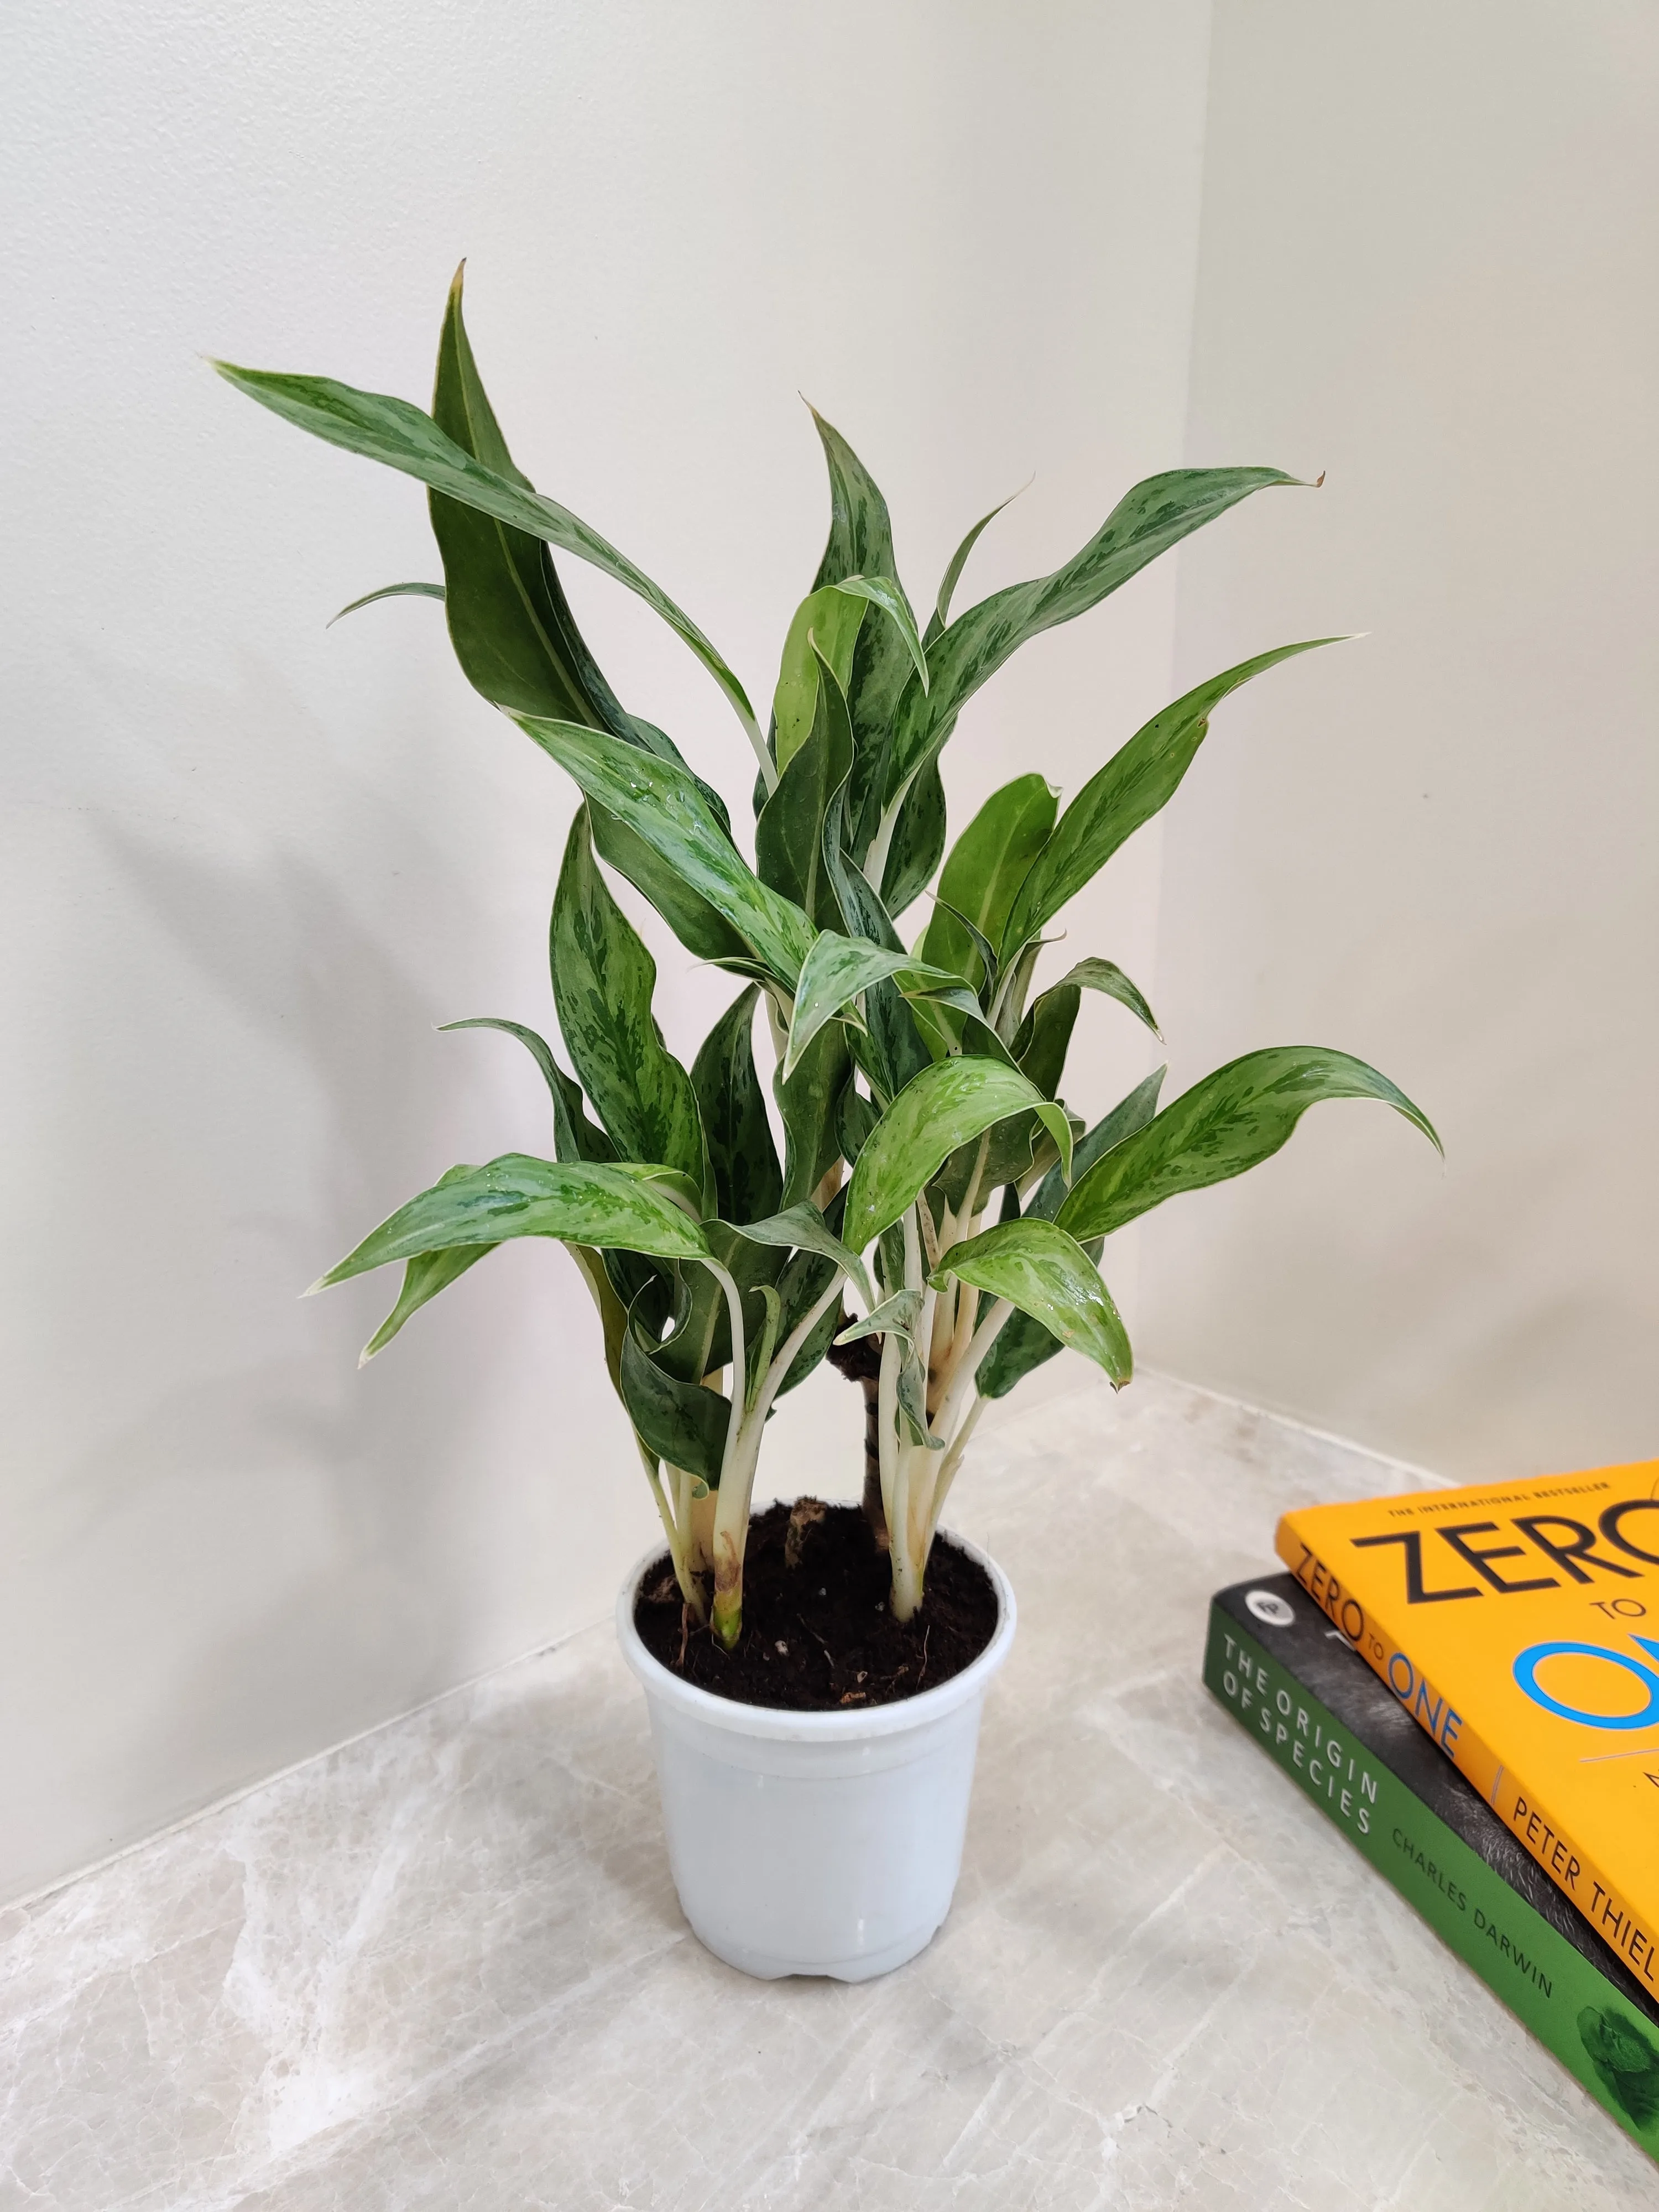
[23,635,571,1846]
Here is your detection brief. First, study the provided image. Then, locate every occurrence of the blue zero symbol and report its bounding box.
[1513,1640,1659,1729]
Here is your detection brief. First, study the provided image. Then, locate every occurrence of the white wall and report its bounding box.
[1144,2,1658,1477]
[2,0,1212,1901]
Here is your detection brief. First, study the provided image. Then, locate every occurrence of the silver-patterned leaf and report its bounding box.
[843,1058,1074,1250]
[1056,1047,1441,1243]
[933,1218,1130,1386]
[312,1154,712,1291]
[1002,641,1339,954]
[213,336,760,743]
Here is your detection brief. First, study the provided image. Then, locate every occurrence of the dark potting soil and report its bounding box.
[633,1501,998,1712]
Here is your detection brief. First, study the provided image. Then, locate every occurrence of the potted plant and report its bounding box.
[215,269,1438,1980]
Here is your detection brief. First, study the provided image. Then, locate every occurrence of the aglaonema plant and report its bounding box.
[216,268,1439,1651]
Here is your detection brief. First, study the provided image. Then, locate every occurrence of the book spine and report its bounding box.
[1274,1517,1659,2011]
[1204,1601,1659,2159]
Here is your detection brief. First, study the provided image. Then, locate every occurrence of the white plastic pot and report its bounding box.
[616,1528,1016,1982]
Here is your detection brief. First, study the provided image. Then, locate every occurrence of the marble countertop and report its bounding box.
[3,1373,1652,2211]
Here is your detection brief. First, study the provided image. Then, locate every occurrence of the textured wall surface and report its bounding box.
[2,0,1213,1900]
[1145,0,1657,1479]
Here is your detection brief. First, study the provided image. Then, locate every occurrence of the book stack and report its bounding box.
[1204,1457,1659,2158]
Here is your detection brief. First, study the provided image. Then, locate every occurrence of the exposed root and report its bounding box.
[785,1495,827,1568]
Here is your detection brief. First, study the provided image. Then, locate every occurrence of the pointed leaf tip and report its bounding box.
[327,580,445,627]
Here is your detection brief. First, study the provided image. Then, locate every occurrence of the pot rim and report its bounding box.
[615,1517,1016,1743]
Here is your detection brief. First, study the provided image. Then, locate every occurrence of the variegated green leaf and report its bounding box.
[1043,958,1160,1037]
[1056,1047,1442,1243]
[1002,641,1339,954]
[691,987,782,1226]
[360,1243,491,1363]
[884,468,1308,811]
[808,410,920,848]
[878,753,947,919]
[973,1268,1089,1401]
[757,643,854,928]
[933,1218,1130,1386]
[589,805,748,964]
[815,784,935,1103]
[414,274,750,960]
[772,585,867,775]
[439,1016,616,1164]
[429,270,635,730]
[213,335,761,746]
[929,483,1028,639]
[811,406,898,588]
[833,1286,924,1348]
[844,1058,1074,1251]
[784,934,904,1079]
[329,581,445,625]
[520,717,816,985]
[784,932,966,1081]
[833,575,927,693]
[1023,1067,1166,1223]
[771,577,926,779]
[358,1164,493,1362]
[1010,957,1160,1100]
[772,1247,841,1395]
[726,1201,874,1312]
[436,1017,675,1343]
[551,808,706,1188]
[977,1068,1166,1398]
[917,774,1057,990]
[774,1016,850,1208]
[1013,987,1078,1101]
[620,1318,731,1483]
[312,1154,711,1291]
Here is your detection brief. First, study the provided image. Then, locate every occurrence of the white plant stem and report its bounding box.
[706,1258,751,1647]
[928,1279,957,1404]
[709,1264,847,1647]
[901,1203,924,1295]
[933,1296,1014,1449]
[864,757,921,893]
[877,1328,901,1570]
[904,1285,1014,1606]
[706,1261,748,1488]
[948,1280,979,1366]
[926,1394,987,1544]
[752,1270,845,1434]
[916,1190,941,1271]
[957,1131,990,1237]
[745,711,780,796]
[643,1447,704,1618]
[890,1445,921,1619]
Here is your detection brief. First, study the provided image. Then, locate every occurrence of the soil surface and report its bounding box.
[633,1501,998,1712]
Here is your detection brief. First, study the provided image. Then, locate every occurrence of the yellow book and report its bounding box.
[1276,1460,1659,2006]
